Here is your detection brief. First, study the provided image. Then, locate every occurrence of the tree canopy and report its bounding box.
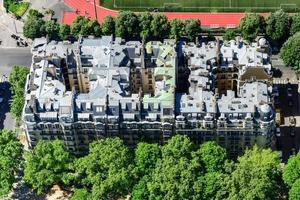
[290,13,300,36]
[266,10,290,43]
[182,19,201,42]
[23,140,74,194]
[151,14,169,39]
[0,130,22,196]
[72,138,134,200]
[169,19,183,40]
[223,29,237,41]
[44,20,60,40]
[217,146,282,200]
[283,151,300,188]
[280,32,300,70]
[239,13,265,42]
[115,11,140,40]
[139,12,153,41]
[23,13,45,39]
[9,65,29,119]
[101,16,115,36]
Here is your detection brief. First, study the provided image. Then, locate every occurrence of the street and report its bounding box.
[272,55,300,162]
[0,47,31,131]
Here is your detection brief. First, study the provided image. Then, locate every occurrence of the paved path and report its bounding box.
[62,0,269,28]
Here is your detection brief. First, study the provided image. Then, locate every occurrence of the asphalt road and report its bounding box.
[0,47,32,131]
[0,48,32,75]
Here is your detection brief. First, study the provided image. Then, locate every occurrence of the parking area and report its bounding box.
[272,55,300,162]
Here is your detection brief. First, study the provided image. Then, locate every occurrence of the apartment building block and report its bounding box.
[23,36,275,156]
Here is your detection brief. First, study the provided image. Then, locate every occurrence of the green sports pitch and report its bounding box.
[100,0,300,12]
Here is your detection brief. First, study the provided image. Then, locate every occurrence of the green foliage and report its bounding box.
[8,2,29,17]
[0,129,22,196]
[217,146,281,200]
[23,140,74,194]
[182,19,201,41]
[239,13,265,42]
[88,20,101,37]
[131,175,150,200]
[223,29,237,41]
[23,14,46,39]
[169,19,183,40]
[115,11,140,39]
[134,143,161,175]
[73,138,134,199]
[196,141,227,173]
[280,32,300,70]
[9,66,29,119]
[147,135,203,200]
[151,14,169,39]
[44,20,60,40]
[290,13,300,35]
[139,12,153,41]
[70,188,91,200]
[266,10,290,42]
[70,16,91,38]
[289,179,300,200]
[283,152,300,188]
[101,16,115,36]
[59,24,71,40]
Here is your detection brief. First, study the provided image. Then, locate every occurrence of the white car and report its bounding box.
[273,86,279,97]
[276,127,281,137]
[287,87,293,97]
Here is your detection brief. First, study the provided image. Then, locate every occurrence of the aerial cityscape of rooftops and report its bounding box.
[1,0,300,199]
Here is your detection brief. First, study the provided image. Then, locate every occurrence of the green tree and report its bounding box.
[28,9,43,18]
[44,20,60,40]
[23,15,46,39]
[0,130,22,196]
[88,20,101,37]
[217,146,281,200]
[59,24,71,40]
[290,13,300,36]
[289,179,300,200]
[134,143,161,175]
[151,14,169,40]
[147,135,204,200]
[182,19,201,41]
[280,32,300,70]
[131,175,150,200]
[223,29,237,41]
[24,140,74,194]
[9,65,29,119]
[101,16,115,36]
[115,11,140,40]
[73,138,134,199]
[70,16,90,38]
[283,151,300,188]
[169,19,183,40]
[139,12,153,41]
[71,188,91,200]
[196,141,227,173]
[239,13,265,42]
[266,10,290,43]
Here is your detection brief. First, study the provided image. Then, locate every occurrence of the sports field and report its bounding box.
[100,0,300,12]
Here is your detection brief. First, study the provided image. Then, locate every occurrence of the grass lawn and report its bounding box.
[100,0,300,12]
[8,2,29,17]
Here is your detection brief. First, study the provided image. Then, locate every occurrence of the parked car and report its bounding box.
[290,127,295,137]
[272,86,279,97]
[288,99,293,107]
[289,116,296,126]
[287,87,293,97]
[276,127,281,137]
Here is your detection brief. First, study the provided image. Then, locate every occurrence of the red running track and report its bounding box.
[62,0,267,28]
